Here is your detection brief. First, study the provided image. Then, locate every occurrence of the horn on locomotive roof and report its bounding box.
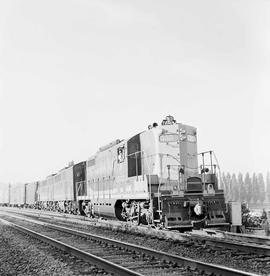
[161,115,176,125]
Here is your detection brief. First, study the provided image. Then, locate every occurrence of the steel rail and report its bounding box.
[0,218,143,276]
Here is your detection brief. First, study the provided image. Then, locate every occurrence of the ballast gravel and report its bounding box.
[0,222,108,276]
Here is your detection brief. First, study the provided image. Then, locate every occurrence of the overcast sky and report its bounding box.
[0,0,269,183]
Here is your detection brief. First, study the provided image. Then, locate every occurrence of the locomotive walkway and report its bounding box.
[0,211,260,276]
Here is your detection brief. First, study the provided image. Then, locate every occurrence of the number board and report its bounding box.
[187,134,196,143]
[159,134,179,143]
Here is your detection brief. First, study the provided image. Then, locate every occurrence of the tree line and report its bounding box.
[219,172,270,204]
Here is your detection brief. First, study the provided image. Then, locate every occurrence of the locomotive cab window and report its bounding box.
[117,146,125,163]
[127,134,142,177]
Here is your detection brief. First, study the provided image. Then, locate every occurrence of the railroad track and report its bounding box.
[0,207,193,241]
[0,213,258,276]
[3,207,270,244]
[2,207,270,258]
[0,207,92,223]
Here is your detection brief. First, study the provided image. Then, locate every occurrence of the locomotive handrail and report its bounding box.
[76,180,87,197]
[198,150,223,190]
[198,151,220,170]
[212,151,223,190]
[126,150,143,157]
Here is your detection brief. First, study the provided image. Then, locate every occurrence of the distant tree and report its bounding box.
[244,172,252,203]
[218,172,224,190]
[220,172,227,198]
[220,172,225,189]
[266,171,270,203]
[252,173,259,204]
[225,172,232,201]
[257,173,265,204]
[231,173,239,201]
[238,172,247,202]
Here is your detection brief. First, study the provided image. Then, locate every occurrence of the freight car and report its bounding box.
[25,182,38,208]
[0,116,228,230]
[10,183,25,206]
[0,162,86,213]
[0,183,10,206]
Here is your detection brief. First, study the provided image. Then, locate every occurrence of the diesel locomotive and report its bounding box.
[0,116,228,230]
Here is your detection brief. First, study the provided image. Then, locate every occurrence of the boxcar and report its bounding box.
[25,182,38,207]
[0,183,10,205]
[10,183,25,206]
[38,177,53,202]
